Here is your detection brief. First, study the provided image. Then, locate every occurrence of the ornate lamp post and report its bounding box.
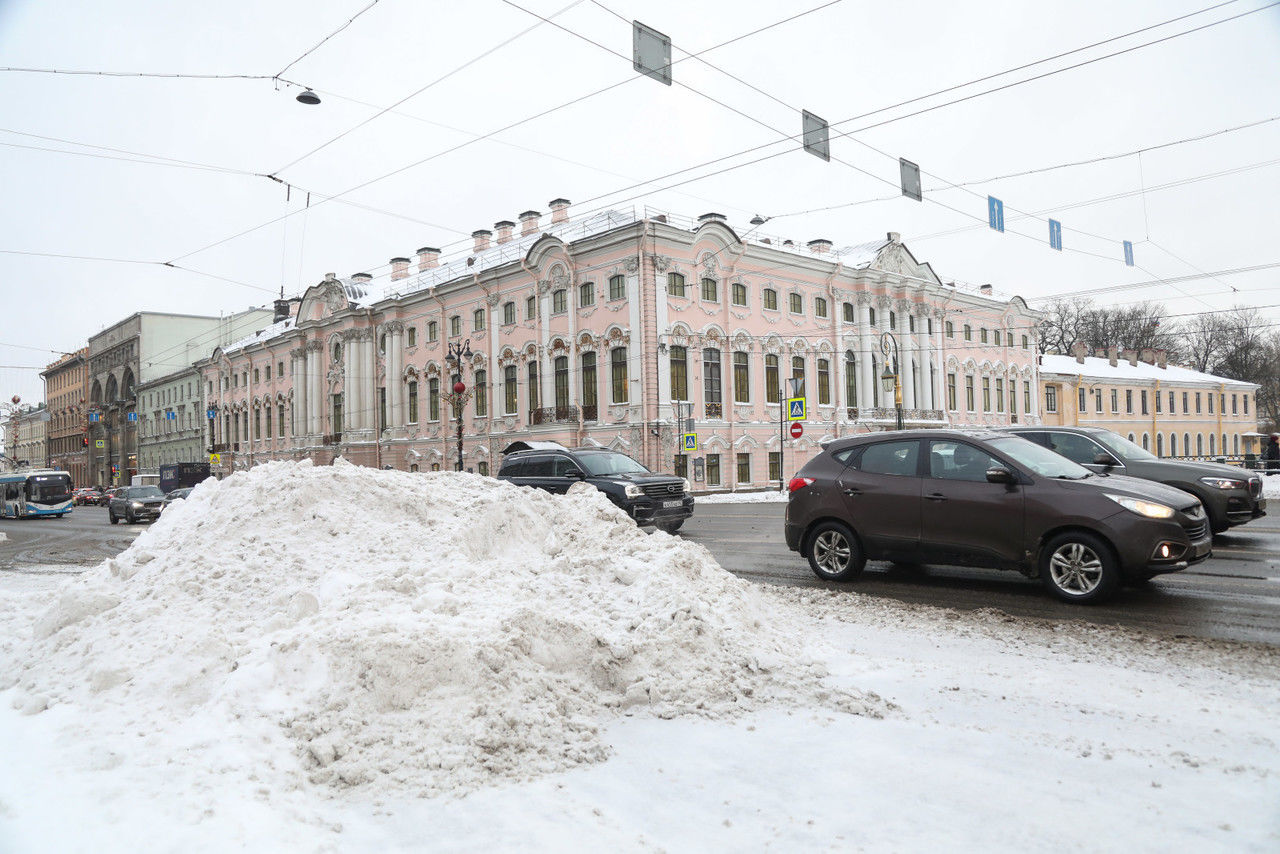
[443,340,474,472]
[879,332,904,431]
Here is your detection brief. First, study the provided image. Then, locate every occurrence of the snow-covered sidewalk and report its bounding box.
[0,462,1276,852]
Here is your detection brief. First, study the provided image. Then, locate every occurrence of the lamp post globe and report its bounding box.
[453,380,466,395]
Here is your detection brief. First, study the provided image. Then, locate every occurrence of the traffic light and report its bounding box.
[82,437,89,446]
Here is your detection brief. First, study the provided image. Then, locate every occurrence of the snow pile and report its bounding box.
[1,460,881,796]
[1262,474,1280,499]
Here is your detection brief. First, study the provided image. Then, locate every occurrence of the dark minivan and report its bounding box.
[498,447,693,533]
[785,429,1212,604]
[1002,426,1265,534]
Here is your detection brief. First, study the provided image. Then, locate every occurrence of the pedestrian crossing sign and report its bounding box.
[94,439,105,448]
[682,432,697,451]
[209,453,221,464]
[787,397,806,421]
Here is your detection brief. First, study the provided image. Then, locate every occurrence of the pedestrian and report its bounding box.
[1264,433,1280,475]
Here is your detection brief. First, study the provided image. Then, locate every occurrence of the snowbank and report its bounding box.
[1,460,880,799]
[695,490,788,504]
[1262,474,1280,499]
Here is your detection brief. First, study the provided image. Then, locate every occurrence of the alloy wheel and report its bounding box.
[813,530,851,575]
[1048,542,1104,596]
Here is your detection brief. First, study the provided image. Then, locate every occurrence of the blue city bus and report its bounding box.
[0,470,74,518]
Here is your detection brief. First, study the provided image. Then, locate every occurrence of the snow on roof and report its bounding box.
[5,460,879,798]
[221,316,295,356]
[836,238,892,269]
[1039,354,1258,388]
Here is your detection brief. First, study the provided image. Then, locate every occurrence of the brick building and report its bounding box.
[41,348,89,485]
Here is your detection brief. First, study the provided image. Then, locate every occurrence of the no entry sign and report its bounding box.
[789,421,804,439]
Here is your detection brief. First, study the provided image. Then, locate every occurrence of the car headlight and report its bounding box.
[1199,476,1244,490]
[624,484,644,498]
[130,501,143,508]
[1105,493,1174,519]
[680,478,691,494]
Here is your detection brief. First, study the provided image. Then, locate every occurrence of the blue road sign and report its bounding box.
[987,196,1004,232]
[682,432,697,451]
[1049,219,1062,251]
[207,409,217,419]
[165,411,176,420]
[1123,241,1135,267]
[88,412,99,422]
[787,397,807,421]
[127,411,138,422]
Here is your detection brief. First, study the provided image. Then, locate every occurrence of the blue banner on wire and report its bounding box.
[1123,241,1134,267]
[987,196,1004,232]
[1049,219,1062,251]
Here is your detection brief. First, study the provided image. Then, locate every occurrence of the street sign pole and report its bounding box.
[778,384,785,492]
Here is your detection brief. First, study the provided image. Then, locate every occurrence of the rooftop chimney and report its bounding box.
[1107,346,1119,368]
[979,284,993,295]
[416,247,440,271]
[1071,341,1088,364]
[472,229,492,253]
[807,238,833,254]
[519,210,540,237]
[390,257,410,281]
[1156,349,1168,369]
[549,198,570,224]
[324,272,337,283]
[887,231,901,243]
[697,212,727,223]
[1123,348,1138,366]
[1140,347,1156,364]
[494,220,515,244]
[273,299,291,323]
[352,273,372,283]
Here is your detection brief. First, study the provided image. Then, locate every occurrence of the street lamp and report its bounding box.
[443,340,474,472]
[880,331,904,430]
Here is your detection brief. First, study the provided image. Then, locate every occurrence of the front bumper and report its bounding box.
[1104,513,1212,578]
[628,494,695,525]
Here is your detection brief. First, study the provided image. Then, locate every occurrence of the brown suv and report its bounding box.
[784,430,1212,604]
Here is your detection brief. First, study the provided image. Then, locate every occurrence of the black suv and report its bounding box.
[1003,426,1265,534]
[497,447,693,533]
[108,485,165,524]
[785,430,1212,604]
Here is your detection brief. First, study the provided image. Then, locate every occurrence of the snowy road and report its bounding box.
[5,501,1280,644]
[682,503,1280,646]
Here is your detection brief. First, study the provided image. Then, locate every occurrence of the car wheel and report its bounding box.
[1040,531,1120,604]
[656,519,684,534]
[805,521,865,582]
[109,509,118,525]
[125,510,136,524]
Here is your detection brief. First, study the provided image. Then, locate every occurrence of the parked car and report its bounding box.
[1001,426,1265,534]
[108,485,165,524]
[73,487,102,506]
[785,429,1212,604]
[161,487,193,511]
[94,488,114,506]
[497,447,693,533]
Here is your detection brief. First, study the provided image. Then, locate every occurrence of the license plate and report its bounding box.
[662,500,682,509]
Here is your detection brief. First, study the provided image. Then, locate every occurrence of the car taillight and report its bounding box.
[788,476,815,494]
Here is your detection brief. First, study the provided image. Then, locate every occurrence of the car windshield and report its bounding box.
[987,436,1093,479]
[577,452,651,476]
[127,486,164,498]
[168,489,192,499]
[1091,429,1158,461]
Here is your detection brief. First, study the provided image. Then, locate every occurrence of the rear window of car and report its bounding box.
[499,458,527,477]
[854,440,920,477]
[523,456,555,477]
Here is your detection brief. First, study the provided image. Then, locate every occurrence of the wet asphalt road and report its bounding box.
[4,502,1280,645]
[679,501,1280,647]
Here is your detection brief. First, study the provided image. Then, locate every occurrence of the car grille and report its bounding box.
[642,482,684,499]
[1181,519,1208,540]
[1250,478,1261,498]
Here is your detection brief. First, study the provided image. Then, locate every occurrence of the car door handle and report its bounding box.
[842,487,862,496]
[925,492,946,501]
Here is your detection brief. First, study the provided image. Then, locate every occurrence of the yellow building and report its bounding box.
[1039,348,1260,460]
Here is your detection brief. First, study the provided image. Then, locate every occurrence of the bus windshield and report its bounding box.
[28,474,72,503]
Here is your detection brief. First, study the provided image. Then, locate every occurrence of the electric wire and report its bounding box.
[275,0,382,79]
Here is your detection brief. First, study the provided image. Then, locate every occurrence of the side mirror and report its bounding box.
[985,467,1016,484]
[1093,452,1119,468]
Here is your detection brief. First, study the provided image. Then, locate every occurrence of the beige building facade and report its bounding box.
[1039,348,1260,460]
[41,348,90,486]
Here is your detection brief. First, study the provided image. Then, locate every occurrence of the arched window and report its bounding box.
[1196,434,1203,455]
[844,350,857,407]
[554,357,569,408]
[763,288,778,311]
[814,297,828,318]
[503,365,518,414]
[609,275,626,301]
[1156,433,1163,456]
[764,354,779,403]
[580,282,595,306]
[1170,433,1177,456]
[1142,433,1150,451]
[733,352,750,403]
[1209,434,1215,455]
[666,273,684,297]
[611,347,628,403]
[731,283,747,306]
[842,302,854,323]
[817,358,830,405]
[551,291,566,315]
[1184,433,1191,456]
[669,345,688,400]
[474,370,487,417]
[474,308,486,330]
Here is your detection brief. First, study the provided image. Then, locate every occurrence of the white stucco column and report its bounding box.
[311,346,323,436]
[858,301,873,410]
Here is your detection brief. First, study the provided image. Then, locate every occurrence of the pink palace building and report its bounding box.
[196,202,1043,489]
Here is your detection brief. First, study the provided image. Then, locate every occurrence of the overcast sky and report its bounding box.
[2,0,1278,411]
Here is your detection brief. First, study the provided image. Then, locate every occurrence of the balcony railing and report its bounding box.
[581,404,598,422]
[529,406,579,425]
[705,402,722,419]
[322,432,342,446]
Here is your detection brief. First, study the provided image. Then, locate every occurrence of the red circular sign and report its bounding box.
[789,421,804,439]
